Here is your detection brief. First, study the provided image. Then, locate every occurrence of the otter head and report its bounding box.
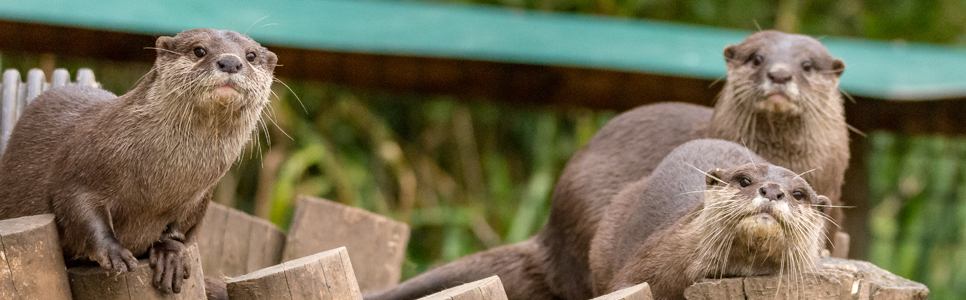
[689,163,830,280]
[148,28,278,119]
[721,30,845,115]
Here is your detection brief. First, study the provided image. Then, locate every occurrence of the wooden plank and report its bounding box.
[592,283,652,300]
[196,202,285,278]
[226,246,362,300]
[416,275,507,300]
[220,208,254,276]
[0,214,71,300]
[246,217,286,274]
[197,202,230,275]
[283,195,410,294]
[67,243,206,300]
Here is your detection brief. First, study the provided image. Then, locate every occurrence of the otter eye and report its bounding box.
[749,54,764,66]
[193,47,207,58]
[802,61,813,72]
[792,190,806,201]
[246,52,257,63]
[738,176,752,187]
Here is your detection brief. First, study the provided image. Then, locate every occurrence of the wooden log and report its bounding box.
[196,202,285,277]
[0,214,72,300]
[683,257,929,300]
[67,243,206,300]
[592,282,653,300]
[417,275,507,300]
[226,246,362,300]
[283,195,410,293]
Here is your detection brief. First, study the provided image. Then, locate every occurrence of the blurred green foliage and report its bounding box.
[2,0,965,298]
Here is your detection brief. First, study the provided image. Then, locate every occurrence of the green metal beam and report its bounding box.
[1,0,965,100]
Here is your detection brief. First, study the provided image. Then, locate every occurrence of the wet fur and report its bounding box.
[0,28,276,293]
[366,30,847,300]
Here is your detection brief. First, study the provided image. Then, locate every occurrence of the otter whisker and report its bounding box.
[685,162,727,185]
[794,168,816,179]
[846,123,867,137]
[144,47,179,55]
[246,15,271,35]
[273,78,307,114]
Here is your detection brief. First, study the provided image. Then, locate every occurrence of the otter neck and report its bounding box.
[133,69,263,141]
[707,94,846,186]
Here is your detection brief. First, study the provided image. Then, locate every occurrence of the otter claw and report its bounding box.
[149,239,189,293]
[96,246,138,274]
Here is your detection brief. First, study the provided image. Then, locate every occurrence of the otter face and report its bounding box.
[692,163,830,279]
[721,30,845,115]
[151,28,278,114]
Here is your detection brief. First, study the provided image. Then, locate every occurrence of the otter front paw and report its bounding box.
[93,243,139,273]
[149,239,191,293]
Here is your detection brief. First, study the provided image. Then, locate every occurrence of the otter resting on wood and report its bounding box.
[0,28,277,294]
[589,139,830,299]
[366,30,848,300]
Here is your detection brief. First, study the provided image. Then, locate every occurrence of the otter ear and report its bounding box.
[262,48,278,72]
[831,58,845,77]
[155,36,176,56]
[815,195,831,215]
[706,168,724,186]
[723,45,738,62]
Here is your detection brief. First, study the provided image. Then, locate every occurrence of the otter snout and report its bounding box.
[758,184,785,201]
[217,56,243,74]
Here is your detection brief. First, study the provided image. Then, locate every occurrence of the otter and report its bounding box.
[0,28,277,294]
[366,30,847,300]
[589,139,830,299]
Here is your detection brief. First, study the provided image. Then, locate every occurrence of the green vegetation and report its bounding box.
[2,0,965,298]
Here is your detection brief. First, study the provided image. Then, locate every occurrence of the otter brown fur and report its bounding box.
[366,30,847,300]
[0,28,276,293]
[589,139,830,299]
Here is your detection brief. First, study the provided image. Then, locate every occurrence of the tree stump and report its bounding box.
[592,283,652,300]
[283,195,410,293]
[196,202,285,277]
[417,275,507,300]
[683,257,929,300]
[227,246,362,300]
[0,214,72,300]
[67,243,206,300]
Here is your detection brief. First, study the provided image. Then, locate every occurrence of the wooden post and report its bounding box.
[592,283,652,300]
[67,243,206,300]
[417,275,507,300]
[196,202,285,277]
[226,246,362,300]
[683,257,929,300]
[0,214,72,300]
[283,195,410,294]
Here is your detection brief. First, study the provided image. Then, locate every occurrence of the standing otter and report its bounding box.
[0,28,277,294]
[367,30,847,300]
[589,139,830,299]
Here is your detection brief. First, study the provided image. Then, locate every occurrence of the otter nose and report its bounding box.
[768,70,792,84]
[759,184,785,201]
[217,56,243,74]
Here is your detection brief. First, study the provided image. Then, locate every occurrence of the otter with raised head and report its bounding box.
[366,30,847,300]
[589,139,830,299]
[0,28,276,294]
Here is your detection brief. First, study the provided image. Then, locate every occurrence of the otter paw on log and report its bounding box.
[226,246,362,300]
[0,214,72,300]
[68,243,206,300]
[417,276,508,300]
[283,195,410,294]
